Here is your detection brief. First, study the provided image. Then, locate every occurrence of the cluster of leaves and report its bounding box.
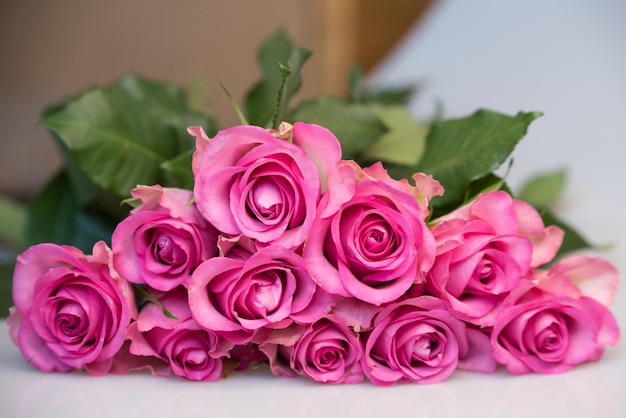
[0,30,591,317]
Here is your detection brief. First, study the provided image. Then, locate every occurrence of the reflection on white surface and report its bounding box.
[0,318,624,418]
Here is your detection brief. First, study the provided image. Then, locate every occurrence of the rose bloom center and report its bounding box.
[250,179,283,220]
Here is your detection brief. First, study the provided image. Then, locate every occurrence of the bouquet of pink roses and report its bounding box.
[4,31,620,385]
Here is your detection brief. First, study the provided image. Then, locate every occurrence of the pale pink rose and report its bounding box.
[362,296,495,385]
[264,317,364,384]
[427,191,556,326]
[187,245,325,344]
[533,255,619,307]
[126,287,228,381]
[112,185,218,292]
[8,242,135,374]
[491,280,620,374]
[189,122,355,249]
[304,169,435,306]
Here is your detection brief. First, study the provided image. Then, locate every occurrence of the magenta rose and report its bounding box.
[491,280,620,374]
[112,185,218,292]
[8,242,135,374]
[189,122,355,249]
[261,318,364,384]
[290,317,364,384]
[427,191,562,326]
[187,245,326,344]
[362,296,495,385]
[126,287,229,381]
[304,164,435,306]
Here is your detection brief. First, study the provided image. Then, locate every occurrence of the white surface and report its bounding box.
[0,303,625,418]
[2,1,626,417]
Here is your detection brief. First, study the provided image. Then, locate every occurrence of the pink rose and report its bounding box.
[532,255,619,307]
[427,191,561,326]
[8,242,135,374]
[346,161,443,220]
[491,280,620,374]
[290,317,364,384]
[187,245,325,344]
[112,185,218,292]
[304,165,435,306]
[362,296,494,385]
[126,288,228,381]
[262,318,364,384]
[190,122,354,249]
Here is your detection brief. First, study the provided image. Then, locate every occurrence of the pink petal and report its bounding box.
[12,243,84,313]
[17,316,74,372]
[470,191,518,235]
[293,122,355,218]
[187,125,211,177]
[458,328,497,373]
[552,255,619,307]
[513,199,564,267]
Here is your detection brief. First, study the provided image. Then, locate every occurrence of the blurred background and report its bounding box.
[1,0,625,232]
[0,0,433,200]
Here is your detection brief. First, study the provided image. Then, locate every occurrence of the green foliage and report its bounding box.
[348,66,416,105]
[393,110,542,208]
[161,149,195,190]
[517,169,567,209]
[291,97,388,159]
[0,29,594,319]
[40,74,216,197]
[244,29,311,127]
[24,171,120,252]
[516,169,593,260]
[541,211,593,260]
[0,257,14,316]
[361,105,427,166]
[0,196,26,251]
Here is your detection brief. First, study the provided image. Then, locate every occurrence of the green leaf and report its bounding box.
[244,30,312,127]
[517,169,567,209]
[0,254,15,318]
[403,109,541,207]
[186,77,209,114]
[25,171,78,247]
[428,173,512,219]
[40,74,216,197]
[349,66,363,103]
[361,105,428,166]
[463,159,514,203]
[24,171,118,252]
[290,96,388,159]
[0,195,26,250]
[361,85,416,106]
[133,284,178,320]
[53,135,101,206]
[161,149,194,190]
